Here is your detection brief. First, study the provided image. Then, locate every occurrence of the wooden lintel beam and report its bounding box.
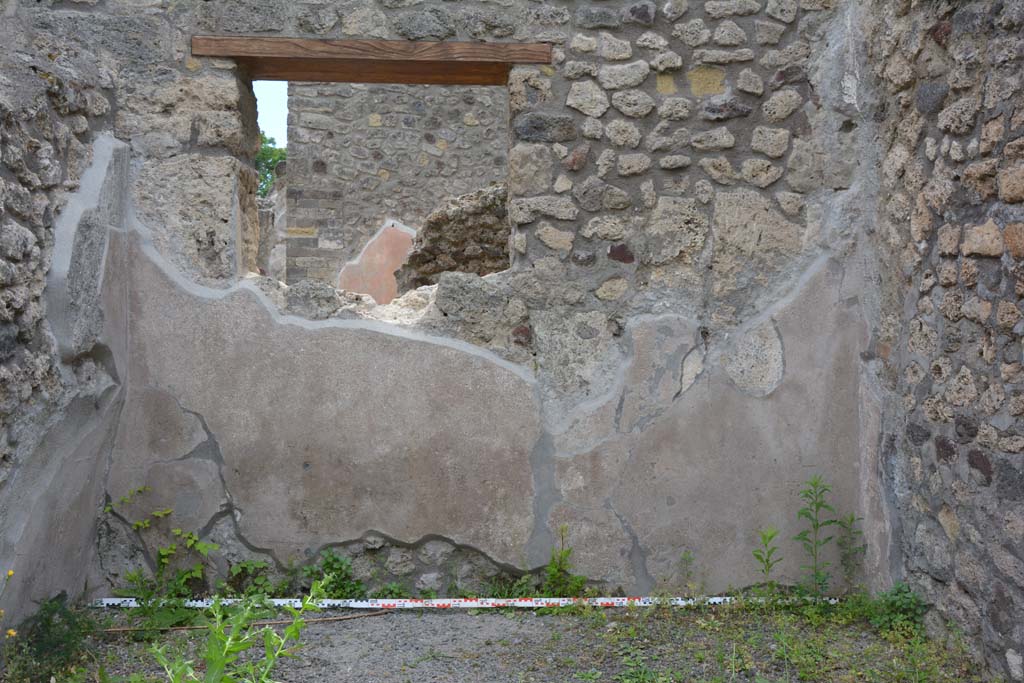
[192,36,552,85]
[239,58,513,86]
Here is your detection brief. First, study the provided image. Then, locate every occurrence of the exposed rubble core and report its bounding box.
[0,0,1020,679]
[396,183,511,293]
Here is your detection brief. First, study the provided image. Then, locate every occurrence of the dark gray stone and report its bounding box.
[623,1,657,25]
[573,176,609,212]
[934,435,957,462]
[770,65,808,89]
[576,6,622,29]
[0,323,19,361]
[967,449,993,485]
[955,414,978,443]
[915,81,949,115]
[997,0,1024,29]
[513,112,578,143]
[532,6,572,25]
[463,10,516,39]
[995,458,1024,501]
[906,423,931,446]
[394,8,456,41]
[700,95,754,121]
[571,250,596,266]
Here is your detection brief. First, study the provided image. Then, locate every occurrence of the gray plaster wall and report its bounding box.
[285,83,509,284]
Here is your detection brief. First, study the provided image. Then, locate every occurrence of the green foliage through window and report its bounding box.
[255,132,286,198]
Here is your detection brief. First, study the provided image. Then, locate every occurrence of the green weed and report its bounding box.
[1,593,94,683]
[540,525,588,598]
[150,581,323,682]
[370,582,411,599]
[302,549,366,599]
[835,513,866,594]
[868,583,928,633]
[793,475,836,596]
[485,574,535,599]
[752,526,782,583]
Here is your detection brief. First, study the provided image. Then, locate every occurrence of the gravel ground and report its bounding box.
[82,607,987,682]
[277,611,574,682]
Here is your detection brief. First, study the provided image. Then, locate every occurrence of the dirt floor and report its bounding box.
[80,606,988,683]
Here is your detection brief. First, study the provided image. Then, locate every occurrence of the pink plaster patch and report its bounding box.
[337,221,416,304]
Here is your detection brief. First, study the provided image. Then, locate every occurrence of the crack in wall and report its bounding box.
[525,431,561,568]
[605,498,655,594]
[170,396,291,571]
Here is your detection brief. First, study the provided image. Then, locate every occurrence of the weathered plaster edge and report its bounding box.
[120,203,537,386]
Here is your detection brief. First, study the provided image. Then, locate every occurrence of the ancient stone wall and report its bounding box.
[10,0,1015,672]
[285,82,509,284]
[0,0,891,628]
[866,0,1024,679]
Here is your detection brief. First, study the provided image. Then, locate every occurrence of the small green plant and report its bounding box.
[152,529,220,599]
[114,526,221,636]
[752,526,783,582]
[540,525,588,598]
[369,582,410,599]
[676,549,700,597]
[835,513,866,594]
[117,570,201,635]
[612,642,679,682]
[793,475,836,596]
[867,583,928,634]
[1,593,94,683]
[104,486,152,513]
[110,486,219,603]
[486,574,535,599]
[151,580,324,682]
[302,549,366,599]
[221,560,274,597]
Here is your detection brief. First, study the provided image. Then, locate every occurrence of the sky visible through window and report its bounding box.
[254,80,288,147]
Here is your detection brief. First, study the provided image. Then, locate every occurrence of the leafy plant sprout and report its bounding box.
[793,475,837,597]
[151,580,325,683]
[540,524,587,598]
[836,513,867,594]
[752,526,782,583]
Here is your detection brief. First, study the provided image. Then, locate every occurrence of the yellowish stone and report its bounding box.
[686,66,726,97]
[656,73,677,95]
[536,223,575,252]
[595,278,629,301]
[368,113,383,127]
[938,505,960,541]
